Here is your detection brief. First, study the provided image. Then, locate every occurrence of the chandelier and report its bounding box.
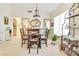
[33,4,40,18]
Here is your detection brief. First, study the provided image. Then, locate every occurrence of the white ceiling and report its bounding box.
[10,3,61,18]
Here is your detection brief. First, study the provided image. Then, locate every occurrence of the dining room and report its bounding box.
[0,3,74,56]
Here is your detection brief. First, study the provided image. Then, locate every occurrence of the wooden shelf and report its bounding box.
[67,13,79,19]
[65,26,79,29]
[70,27,79,29]
[65,27,79,29]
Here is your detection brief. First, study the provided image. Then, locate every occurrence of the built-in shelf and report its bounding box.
[70,27,79,29]
[67,13,79,19]
[62,3,79,56]
[70,26,79,29]
[65,27,79,29]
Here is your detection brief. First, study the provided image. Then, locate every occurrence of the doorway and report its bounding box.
[13,19,17,36]
[12,18,29,38]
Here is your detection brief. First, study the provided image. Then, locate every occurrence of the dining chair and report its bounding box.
[40,28,49,47]
[20,29,28,47]
[28,29,40,53]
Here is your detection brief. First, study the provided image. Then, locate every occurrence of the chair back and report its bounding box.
[20,29,25,39]
[45,28,49,39]
[28,29,39,42]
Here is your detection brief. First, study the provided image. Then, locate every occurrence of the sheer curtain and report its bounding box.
[54,10,69,36]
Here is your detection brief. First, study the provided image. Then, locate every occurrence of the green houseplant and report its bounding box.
[51,35,60,45]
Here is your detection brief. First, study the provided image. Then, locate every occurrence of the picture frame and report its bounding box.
[4,16,9,25]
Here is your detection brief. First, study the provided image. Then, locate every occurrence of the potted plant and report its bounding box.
[51,35,60,45]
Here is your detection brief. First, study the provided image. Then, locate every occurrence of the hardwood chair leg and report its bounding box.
[29,44,30,54]
[21,40,23,47]
[39,40,41,48]
[21,44,23,47]
[46,40,47,47]
[27,43,29,49]
[29,48,30,54]
[37,45,39,54]
[24,40,25,44]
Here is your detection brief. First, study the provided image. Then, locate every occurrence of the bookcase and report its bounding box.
[62,3,79,56]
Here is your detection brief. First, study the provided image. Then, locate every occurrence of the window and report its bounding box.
[54,10,69,36]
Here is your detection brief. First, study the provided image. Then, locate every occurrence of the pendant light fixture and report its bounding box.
[33,3,40,18]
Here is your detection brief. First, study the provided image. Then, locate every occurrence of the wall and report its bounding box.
[0,4,11,41]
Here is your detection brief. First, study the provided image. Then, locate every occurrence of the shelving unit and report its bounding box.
[61,3,78,47]
[61,3,79,56]
[68,3,79,36]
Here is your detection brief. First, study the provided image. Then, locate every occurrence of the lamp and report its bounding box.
[33,3,40,18]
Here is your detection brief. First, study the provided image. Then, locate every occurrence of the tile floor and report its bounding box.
[0,36,67,56]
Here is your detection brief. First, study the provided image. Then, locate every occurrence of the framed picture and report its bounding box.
[4,16,9,25]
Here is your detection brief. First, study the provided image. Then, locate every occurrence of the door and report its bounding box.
[13,19,17,36]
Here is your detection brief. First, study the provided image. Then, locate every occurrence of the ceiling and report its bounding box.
[10,3,61,18]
